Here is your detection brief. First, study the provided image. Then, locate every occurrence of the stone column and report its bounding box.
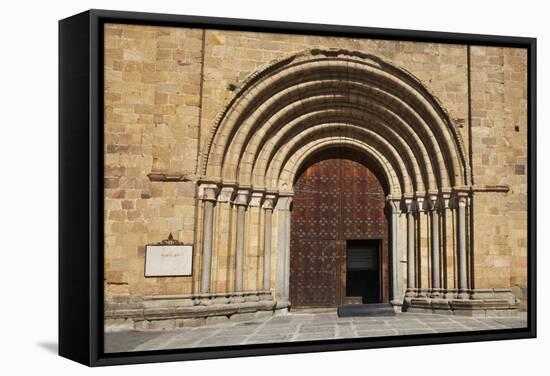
[216,186,235,292]
[428,193,441,298]
[405,198,416,297]
[388,198,403,306]
[275,196,292,303]
[456,192,470,299]
[262,195,276,291]
[200,184,218,294]
[440,191,453,299]
[283,197,292,299]
[234,189,249,292]
[414,196,426,298]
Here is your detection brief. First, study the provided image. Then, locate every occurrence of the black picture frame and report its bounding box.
[59,8,537,367]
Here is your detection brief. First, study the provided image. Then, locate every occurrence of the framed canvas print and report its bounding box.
[59,9,537,366]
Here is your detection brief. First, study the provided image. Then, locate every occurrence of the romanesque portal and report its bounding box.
[103,26,526,331]
[195,49,516,317]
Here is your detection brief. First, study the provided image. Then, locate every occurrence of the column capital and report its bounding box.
[249,191,265,207]
[199,183,219,202]
[217,186,235,203]
[454,190,470,207]
[413,196,425,212]
[427,192,439,211]
[233,189,250,207]
[263,194,277,210]
[404,196,414,213]
[440,190,452,210]
[386,196,402,213]
[275,195,293,211]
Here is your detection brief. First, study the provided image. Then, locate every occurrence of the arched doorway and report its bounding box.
[198,49,473,314]
[289,148,389,308]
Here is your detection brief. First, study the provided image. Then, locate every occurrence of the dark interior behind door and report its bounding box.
[346,239,380,303]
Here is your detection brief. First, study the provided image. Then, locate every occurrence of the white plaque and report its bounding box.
[145,244,193,277]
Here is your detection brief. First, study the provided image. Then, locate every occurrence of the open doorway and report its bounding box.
[346,240,381,304]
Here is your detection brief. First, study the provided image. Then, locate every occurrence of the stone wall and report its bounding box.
[469,46,528,290]
[104,24,203,299]
[103,23,528,314]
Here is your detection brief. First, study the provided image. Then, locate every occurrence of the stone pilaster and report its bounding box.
[414,196,427,298]
[275,196,292,304]
[428,193,442,298]
[233,189,250,292]
[262,194,277,291]
[456,191,470,299]
[388,197,404,307]
[440,190,455,300]
[199,184,219,293]
[404,197,416,298]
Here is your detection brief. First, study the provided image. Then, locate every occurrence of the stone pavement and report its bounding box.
[104,311,527,353]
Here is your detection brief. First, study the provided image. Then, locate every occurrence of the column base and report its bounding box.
[401,288,519,317]
[416,288,429,298]
[104,290,281,331]
[456,289,471,300]
[444,288,458,300]
[275,298,291,310]
[390,299,404,313]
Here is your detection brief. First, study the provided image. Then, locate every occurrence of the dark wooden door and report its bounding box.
[290,149,388,308]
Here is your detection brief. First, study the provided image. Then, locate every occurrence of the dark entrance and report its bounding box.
[346,240,381,304]
[289,148,389,308]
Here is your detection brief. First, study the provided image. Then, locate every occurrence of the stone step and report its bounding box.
[337,303,396,317]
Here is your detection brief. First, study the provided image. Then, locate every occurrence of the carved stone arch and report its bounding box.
[264,125,411,195]
[240,103,430,192]
[200,48,470,192]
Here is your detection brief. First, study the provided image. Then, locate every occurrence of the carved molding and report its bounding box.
[472,185,511,193]
[147,172,193,182]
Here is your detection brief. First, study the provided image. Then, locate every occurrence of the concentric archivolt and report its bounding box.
[200,48,470,197]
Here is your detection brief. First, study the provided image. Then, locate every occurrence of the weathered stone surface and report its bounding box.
[254,310,274,320]
[105,318,134,332]
[229,312,257,322]
[148,319,176,330]
[106,311,527,352]
[205,316,230,325]
[103,23,528,324]
[175,318,205,328]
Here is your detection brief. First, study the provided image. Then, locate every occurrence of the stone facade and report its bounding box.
[103,23,528,330]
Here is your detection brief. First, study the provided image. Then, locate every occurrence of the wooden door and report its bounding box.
[290,148,388,308]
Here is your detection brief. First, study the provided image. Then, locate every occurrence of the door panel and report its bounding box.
[289,238,340,307]
[290,148,388,308]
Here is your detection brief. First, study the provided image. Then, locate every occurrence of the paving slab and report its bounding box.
[105,311,527,352]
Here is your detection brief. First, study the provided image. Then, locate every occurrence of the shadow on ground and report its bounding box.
[37,341,58,355]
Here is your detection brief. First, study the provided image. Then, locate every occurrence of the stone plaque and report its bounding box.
[144,234,193,277]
